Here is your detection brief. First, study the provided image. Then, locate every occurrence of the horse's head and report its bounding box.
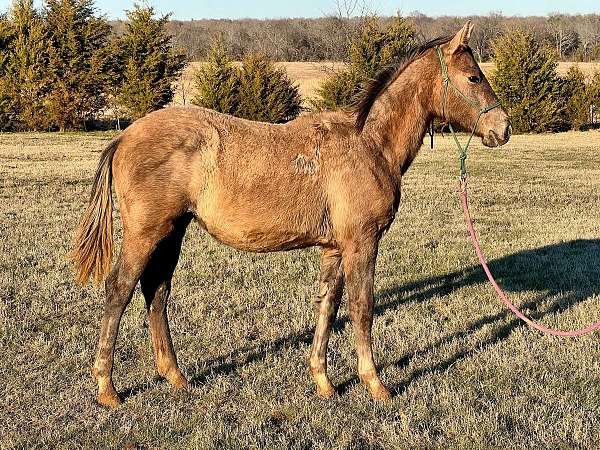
[436,22,511,147]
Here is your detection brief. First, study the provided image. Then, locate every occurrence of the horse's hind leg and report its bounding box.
[310,247,344,398]
[140,215,192,391]
[92,231,160,408]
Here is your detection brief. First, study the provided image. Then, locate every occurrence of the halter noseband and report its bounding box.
[435,46,501,180]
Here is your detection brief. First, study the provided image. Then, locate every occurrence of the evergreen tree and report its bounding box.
[489,28,564,133]
[0,14,15,130]
[560,65,589,130]
[317,64,361,110]
[5,0,48,131]
[0,15,11,64]
[192,37,240,115]
[589,71,600,124]
[593,43,600,61]
[347,16,416,78]
[113,5,186,120]
[44,0,112,131]
[316,15,416,110]
[237,53,302,123]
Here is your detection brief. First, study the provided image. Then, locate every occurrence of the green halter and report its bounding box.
[435,46,501,180]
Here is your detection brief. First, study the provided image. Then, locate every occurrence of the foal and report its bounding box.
[72,22,511,407]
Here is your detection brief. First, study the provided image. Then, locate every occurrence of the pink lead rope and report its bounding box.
[459,179,600,337]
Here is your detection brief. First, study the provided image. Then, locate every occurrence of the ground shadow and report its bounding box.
[168,239,600,395]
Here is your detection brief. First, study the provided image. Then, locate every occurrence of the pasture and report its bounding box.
[1,129,600,448]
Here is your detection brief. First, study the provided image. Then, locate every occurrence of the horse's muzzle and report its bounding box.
[483,122,512,148]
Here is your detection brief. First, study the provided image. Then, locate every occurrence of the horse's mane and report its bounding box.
[354,35,454,132]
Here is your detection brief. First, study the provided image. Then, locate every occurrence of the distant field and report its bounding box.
[2,130,600,448]
[480,62,600,80]
[174,61,600,106]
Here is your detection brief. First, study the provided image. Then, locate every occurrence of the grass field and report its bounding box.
[174,61,600,106]
[2,129,600,449]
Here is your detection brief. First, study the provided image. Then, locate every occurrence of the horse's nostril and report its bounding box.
[504,124,513,141]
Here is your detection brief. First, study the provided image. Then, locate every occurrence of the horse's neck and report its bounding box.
[362,58,436,178]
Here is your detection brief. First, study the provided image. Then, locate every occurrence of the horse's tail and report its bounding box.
[70,137,120,286]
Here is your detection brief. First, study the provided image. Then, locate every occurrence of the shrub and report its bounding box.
[592,43,600,61]
[489,28,564,133]
[192,47,302,123]
[316,15,416,110]
[0,92,11,131]
[560,65,589,130]
[192,38,240,115]
[113,5,186,120]
[236,53,302,123]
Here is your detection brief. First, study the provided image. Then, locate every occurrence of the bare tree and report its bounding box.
[133,13,600,63]
[576,15,600,61]
[334,0,360,19]
[470,12,503,62]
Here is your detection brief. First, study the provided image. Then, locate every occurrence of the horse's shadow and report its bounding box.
[125,239,600,399]
[353,238,600,394]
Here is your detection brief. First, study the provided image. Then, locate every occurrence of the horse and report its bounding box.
[71,21,511,408]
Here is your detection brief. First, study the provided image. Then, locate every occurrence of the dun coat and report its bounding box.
[71,22,511,407]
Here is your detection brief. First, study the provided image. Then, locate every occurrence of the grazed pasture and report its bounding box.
[173,61,600,106]
[1,130,600,449]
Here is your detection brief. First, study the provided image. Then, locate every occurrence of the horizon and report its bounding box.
[0,0,598,20]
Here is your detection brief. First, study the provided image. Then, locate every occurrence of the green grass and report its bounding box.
[1,130,600,449]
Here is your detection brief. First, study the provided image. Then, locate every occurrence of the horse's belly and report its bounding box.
[190,158,330,252]
[197,214,326,252]
[194,190,330,252]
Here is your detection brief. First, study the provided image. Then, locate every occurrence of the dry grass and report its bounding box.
[174,61,600,107]
[480,62,600,80]
[1,129,600,449]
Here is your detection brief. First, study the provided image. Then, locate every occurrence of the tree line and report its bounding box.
[157,14,600,63]
[1,0,600,133]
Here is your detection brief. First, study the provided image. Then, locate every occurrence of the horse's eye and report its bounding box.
[468,75,481,84]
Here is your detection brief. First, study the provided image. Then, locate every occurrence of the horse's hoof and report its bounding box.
[369,384,392,402]
[167,369,189,391]
[97,390,122,408]
[311,369,336,399]
[316,385,337,399]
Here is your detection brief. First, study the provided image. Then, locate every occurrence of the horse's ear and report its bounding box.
[446,21,474,54]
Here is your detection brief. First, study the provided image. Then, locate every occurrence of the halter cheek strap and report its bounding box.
[435,46,501,180]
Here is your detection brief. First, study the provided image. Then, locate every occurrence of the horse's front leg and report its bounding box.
[342,237,391,401]
[310,247,344,398]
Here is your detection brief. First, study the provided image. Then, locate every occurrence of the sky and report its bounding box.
[0,0,598,20]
